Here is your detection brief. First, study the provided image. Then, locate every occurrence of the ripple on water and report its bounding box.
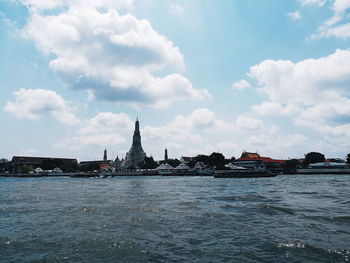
[258,204,296,216]
[213,193,270,202]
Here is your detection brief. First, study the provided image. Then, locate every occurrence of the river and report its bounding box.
[1,174,349,262]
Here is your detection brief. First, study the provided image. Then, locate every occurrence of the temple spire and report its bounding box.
[103,148,107,163]
[124,118,146,168]
[164,148,168,161]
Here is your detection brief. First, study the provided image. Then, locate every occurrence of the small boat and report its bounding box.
[214,160,278,178]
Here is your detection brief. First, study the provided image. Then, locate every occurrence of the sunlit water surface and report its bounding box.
[1,175,349,262]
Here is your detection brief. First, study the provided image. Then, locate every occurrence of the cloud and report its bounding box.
[143,108,218,142]
[246,133,309,158]
[55,111,133,149]
[295,98,350,127]
[287,11,301,20]
[5,89,80,125]
[308,0,350,39]
[19,0,134,11]
[249,49,350,105]
[169,4,186,16]
[142,108,269,158]
[252,102,300,116]
[320,22,350,39]
[232,79,251,91]
[299,0,326,6]
[20,1,210,108]
[235,115,264,131]
[249,49,350,142]
[78,112,133,135]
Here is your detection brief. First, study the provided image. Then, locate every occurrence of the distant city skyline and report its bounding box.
[1,0,350,161]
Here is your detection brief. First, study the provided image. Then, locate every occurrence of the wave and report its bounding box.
[213,194,269,202]
[277,240,350,262]
[259,204,296,215]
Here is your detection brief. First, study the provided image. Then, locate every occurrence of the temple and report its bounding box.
[124,118,146,168]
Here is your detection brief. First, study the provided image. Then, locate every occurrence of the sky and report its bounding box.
[1,0,350,162]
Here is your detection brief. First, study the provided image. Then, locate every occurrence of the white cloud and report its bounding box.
[54,133,126,151]
[232,79,251,91]
[249,49,350,145]
[78,133,126,146]
[252,101,300,116]
[143,108,218,142]
[79,112,133,135]
[5,89,80,125]
[55,111,133,152]
[308,0,350,39]
[246,133,309,158]
[287,11,301,20]
[320,23,350,39]
[235,115,264,131]
[19,0,133,11]
[20,1,209,108]
[317,124,350,137]
[249,49,350,105]
[169,4,186,16]
[295,98,350,127]
[299,0,326,6]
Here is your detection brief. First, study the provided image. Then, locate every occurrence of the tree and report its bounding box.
[0,160,11,173]
[60,161,79,172]
[21,165,34,173]
[41,159,56,170]
[284,159,300,174]
[225,156,236,164]
[346,153,350,164]
[80,163,100,172]
[209,152,226,169]
[140,156,158,169]
[303,152,325,166]
[188,153,226,169]
[188,155,209,168]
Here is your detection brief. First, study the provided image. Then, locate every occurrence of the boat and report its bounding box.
[214,160,278,178]
[296,161,350,174]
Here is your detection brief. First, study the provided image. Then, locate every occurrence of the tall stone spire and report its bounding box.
[103,148,107,163]
[124,118,146,168]
[164,148,168,161]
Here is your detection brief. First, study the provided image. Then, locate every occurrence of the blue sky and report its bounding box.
[1,0,350,161]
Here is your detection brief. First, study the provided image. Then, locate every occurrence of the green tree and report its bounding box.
[21,165,34,173]
[188,153,226,169]
[187,155,208,168]
[346,153,350,164]
[140,156,158,169]
[41,160,55,170]
[60,161,79,172]
[80,163,100,172]
[225,156,236,164]
[209,152,226,169]
[303,152,325,166]
[0,160,11,173]
[284,159,300,174]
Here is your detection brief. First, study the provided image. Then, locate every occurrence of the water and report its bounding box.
[1,175,349,263]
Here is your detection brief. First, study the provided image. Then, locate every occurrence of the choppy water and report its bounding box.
[1,175,349,263]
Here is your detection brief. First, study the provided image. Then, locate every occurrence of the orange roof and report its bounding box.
[237,156,285,164]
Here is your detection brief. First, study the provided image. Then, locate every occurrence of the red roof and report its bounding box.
[237,156,286,164]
